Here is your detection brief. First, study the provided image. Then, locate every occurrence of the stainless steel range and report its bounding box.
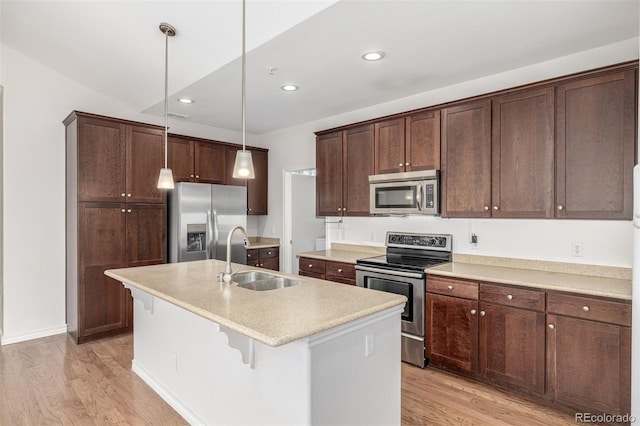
[356,232,452,368]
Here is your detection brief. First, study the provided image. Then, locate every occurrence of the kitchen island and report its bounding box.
[105,260,406,426]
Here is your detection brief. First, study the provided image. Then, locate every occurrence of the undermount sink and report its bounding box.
[231,270,303,291]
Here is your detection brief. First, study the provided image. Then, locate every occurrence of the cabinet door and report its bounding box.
[479,303,545,394]
[546,314,631,415]
[77,116,126,202]
[406,110,441,172]
[426,293,478,373]
[555,70,636,219]
[441,100,492,218]
[374,118,406,174]
[126,204,166,267]
[343,125,374,216]
[78,203,130,340]
[247,150,268,215]
[126,125,165,204]
[195,141,226,184]
[316,132,344,216]
[167,136,195,182]
[492,88,554,218]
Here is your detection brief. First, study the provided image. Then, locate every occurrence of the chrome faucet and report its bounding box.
[221,225,249,283]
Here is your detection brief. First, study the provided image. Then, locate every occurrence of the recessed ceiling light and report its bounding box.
[177,97,194,104]
[281,84,299,92]
[362,51,385,61]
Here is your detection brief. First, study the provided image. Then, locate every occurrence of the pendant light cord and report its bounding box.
[241,0,246,152]
[164,27,169,168]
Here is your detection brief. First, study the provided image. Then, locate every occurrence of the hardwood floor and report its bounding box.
[1,333,580,425]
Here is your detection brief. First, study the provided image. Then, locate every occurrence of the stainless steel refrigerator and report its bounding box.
[168,182,247,264]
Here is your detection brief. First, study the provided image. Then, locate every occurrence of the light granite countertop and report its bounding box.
[247,237,280,250]
[297,243,385,264]
[105,260,406,347]
[426,262,632,300]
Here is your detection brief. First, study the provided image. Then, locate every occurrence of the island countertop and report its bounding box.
[105,260,406,347]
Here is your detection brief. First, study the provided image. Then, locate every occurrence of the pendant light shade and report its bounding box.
[157,22,176,190]
[231,0,256,180]
[232,150,255,178]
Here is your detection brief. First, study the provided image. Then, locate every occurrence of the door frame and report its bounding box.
[282,166,316,274]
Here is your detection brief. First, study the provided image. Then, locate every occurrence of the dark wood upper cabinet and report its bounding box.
[374,118,406,174]
[316,132,344,217]
[126,125,165,204]
[168,136,226,184]
[374,112,441,175]
[76,116,126,202]
[555,69,637,219]
[167,136,194,183]
[405,110,441,172]
[195,141,226,184]
[441,100,492,218]
[343,125,375,216]
[491,88,555,218]
[247,149,268,215]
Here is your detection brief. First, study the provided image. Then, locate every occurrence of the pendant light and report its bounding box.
[232,0,255,179]
[157,22,176,189]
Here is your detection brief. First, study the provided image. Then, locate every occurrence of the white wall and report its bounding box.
[258,38,639,268]
[0,45,248,344]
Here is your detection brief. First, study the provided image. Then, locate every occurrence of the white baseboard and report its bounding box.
[131,359,204,426]
[0,325,67,346]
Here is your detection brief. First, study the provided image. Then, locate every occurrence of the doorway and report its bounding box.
[282,168,325,274]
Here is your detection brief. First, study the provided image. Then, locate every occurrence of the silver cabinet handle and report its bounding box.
[338,268,343,273]
[405,162,410,166]
[447,285,453,290]
[121,193,126,197]
[548,324,555,330]
[470,309,477,315]
[507,294,513,300]
[338,207,342,212]
[309,264,313,268]
[483,206,490,211]
[190,174,195,178]
[480,311,486,316]
[582,306,590,312]
[343,207,347,212]
[127,193,131,197]
[398,163,404,167]
[196,175,200,179]
[121,209,126,213]
[127,209,132,213]
[557,205,564,211]
[493,205,499,211]
[267,251,272,255]
[247,253,252,258]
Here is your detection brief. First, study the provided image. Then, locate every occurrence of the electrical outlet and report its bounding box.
[571,242,583,257]
[365,334,375,357]
[471,233,478,244]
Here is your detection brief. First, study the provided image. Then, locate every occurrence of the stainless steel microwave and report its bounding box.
[369,170,440,215]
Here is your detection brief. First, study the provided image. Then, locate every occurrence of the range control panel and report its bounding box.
[386,232,452,251]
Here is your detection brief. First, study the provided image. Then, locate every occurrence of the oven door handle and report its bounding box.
[355,265,424,279]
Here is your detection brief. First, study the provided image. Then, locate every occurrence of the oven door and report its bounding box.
[355,265,424,337]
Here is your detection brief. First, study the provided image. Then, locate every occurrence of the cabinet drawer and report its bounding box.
[328,276,356,286]
[246,249,260,260]
[299,257,326,274]
[326,261,355,280]
[260,247,279,259]
[480,283,545,311]
[428,276,478,300]
[299,270,325,280]
[547,292,631,326]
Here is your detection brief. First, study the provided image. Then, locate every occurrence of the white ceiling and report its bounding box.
[2,0,639,134]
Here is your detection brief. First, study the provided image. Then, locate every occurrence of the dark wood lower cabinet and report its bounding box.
[69,203,166,344]
[247,247,279,271]
[426,275,632,418]
[298,257,356,285]
[426,293,478,373]
[479,303,546,394]
[547,314,631,415]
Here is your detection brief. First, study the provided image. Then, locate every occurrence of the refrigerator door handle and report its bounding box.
[206,210,212,259]
[212,209,220,260]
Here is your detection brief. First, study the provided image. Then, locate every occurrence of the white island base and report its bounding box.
[128,287,403,426]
